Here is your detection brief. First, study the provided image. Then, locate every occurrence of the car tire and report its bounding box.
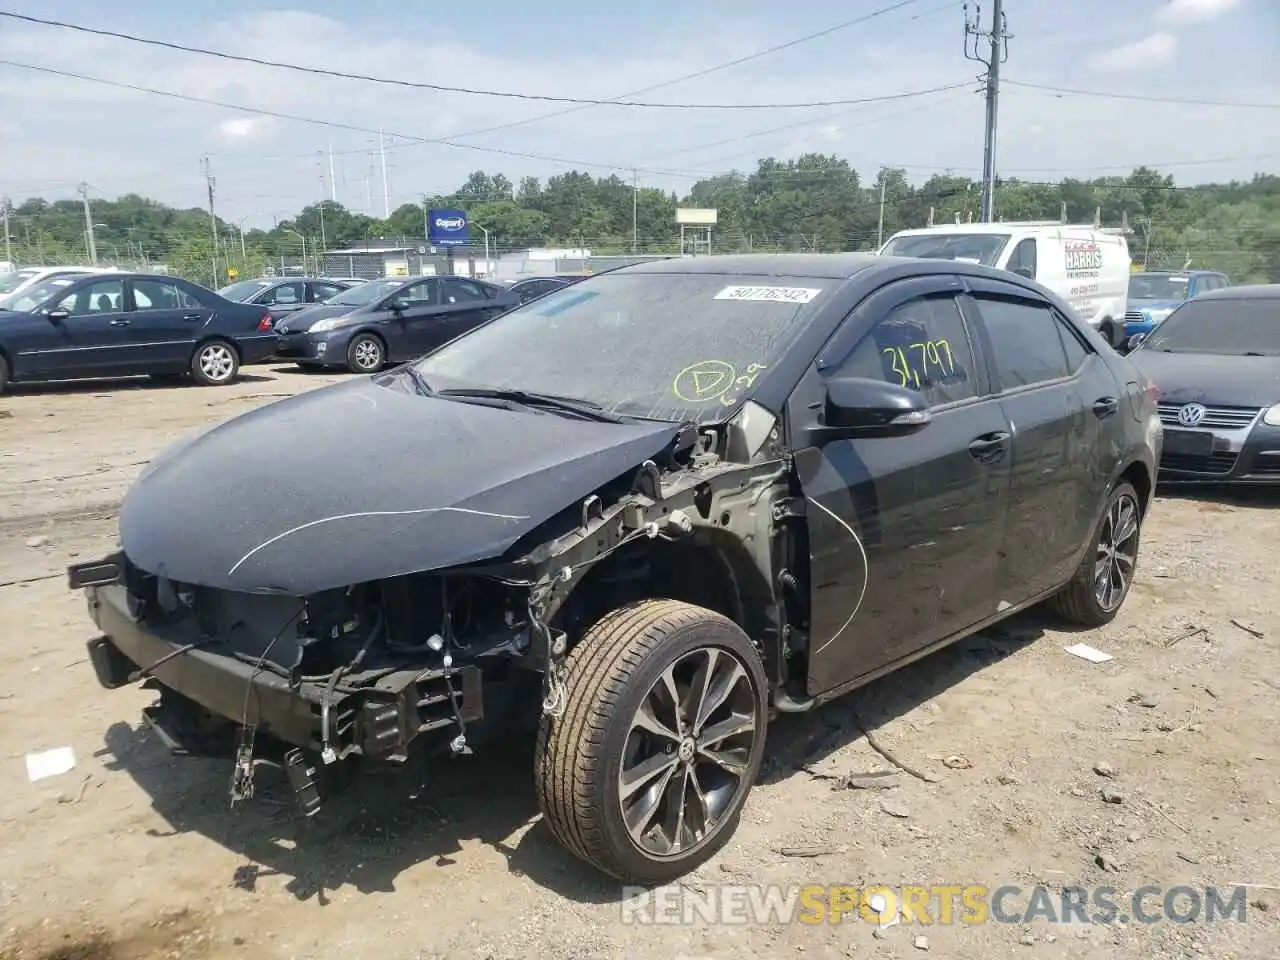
[535,599,769,884]
[190,339,240,386]
[1050,480,1142,627]
[0,353,8,395]
[345,333,385,373]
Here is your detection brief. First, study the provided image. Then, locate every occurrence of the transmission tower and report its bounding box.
[964,0,1011,223]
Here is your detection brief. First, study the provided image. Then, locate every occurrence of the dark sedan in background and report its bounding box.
[507,274,588,304]
[0,272,278,392]
[1128,284,1280,482]
[274,274,519,373]
[216,276,355,322]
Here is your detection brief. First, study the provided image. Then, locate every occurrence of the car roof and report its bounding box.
[1136,269,1222,277]
[1195,283,1280,301]
[609,252,1040,286]
[611,253,892,280]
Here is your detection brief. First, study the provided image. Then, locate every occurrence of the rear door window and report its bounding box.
[971,294,1071,389]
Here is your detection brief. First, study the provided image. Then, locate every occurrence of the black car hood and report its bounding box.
[1130,350,1280,407]
[120,377,681,594]
[275,303,361,333]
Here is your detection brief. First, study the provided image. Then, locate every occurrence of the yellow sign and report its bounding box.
[226,266,239,279]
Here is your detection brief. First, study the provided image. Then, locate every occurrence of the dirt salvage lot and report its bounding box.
[2,368,1278,960]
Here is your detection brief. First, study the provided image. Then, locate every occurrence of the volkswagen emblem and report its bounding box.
[1177,402,1207,427]
[277,325,288,334]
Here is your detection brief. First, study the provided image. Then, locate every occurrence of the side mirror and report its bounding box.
[387,298,409,312]
[1127,333,1147,351]
[809,376,931,444]
[46,308,70,323]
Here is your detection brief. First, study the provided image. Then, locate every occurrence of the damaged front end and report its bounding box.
[71,399,798,818]
[75,558,537,810]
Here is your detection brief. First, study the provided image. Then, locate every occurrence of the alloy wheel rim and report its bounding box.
[199,344,235,382]
[1094,493,1140,612]
[618,646,759,859]
[353,339,381,370]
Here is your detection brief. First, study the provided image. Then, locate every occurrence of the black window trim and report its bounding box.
[128,276,204,312]
[55,275,126,314]
[962,283,1085,396]
[817,274,992,414]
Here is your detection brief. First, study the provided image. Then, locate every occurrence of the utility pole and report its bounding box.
[2,197,11,265]
[876,177,887,247]
[964,0,1010,223]
[422,194,430,240]
[328,141,337,203]
[378,132,390,219]
[78,183,98,266]
[631,169,638,254]
[201,155,219,283]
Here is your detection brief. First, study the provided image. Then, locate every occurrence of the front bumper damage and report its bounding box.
[74,559,491,814]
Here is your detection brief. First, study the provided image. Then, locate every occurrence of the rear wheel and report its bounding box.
[345,333,385,373]
[190,339,240,386]
[1050,481,1142,627]
[535,599,768,884]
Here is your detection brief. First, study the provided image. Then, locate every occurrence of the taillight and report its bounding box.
[258,313,274,331]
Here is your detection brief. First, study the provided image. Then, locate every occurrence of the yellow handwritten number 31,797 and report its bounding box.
[883,340,955,389]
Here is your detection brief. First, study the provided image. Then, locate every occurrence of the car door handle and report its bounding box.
[109,318,130,327]
[182,313,204,322]
[1093,396,1120,418]
[968,431,1010,462]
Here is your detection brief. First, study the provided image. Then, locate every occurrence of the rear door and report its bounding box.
[307,281,346,305]
[257,281,306,321]
[791,276,1013,694]
[435,278,502,342]
[125,277,212,368]
[964,278,1107,601]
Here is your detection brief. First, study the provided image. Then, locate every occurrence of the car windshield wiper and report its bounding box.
[438,387,625,423]
[399,365,434,396]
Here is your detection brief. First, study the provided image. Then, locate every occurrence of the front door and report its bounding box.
[384,278,442,360]
[791,277,1013,696]
[46,276,131,375]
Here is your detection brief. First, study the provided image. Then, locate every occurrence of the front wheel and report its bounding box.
[190,340,240,386]
[535,599,769,884]
[345,333,385,373]
[1050,481,1142,626]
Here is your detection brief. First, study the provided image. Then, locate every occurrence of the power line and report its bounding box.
[0,58,976,181]
[0,8,968,110]
[0,59,652,175]
[1004,78,1280,110]
[441,0,955,142]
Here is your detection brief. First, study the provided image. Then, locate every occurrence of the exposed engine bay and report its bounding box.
[73,400,811,816]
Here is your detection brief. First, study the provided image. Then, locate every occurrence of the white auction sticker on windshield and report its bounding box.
[713,285,822,304]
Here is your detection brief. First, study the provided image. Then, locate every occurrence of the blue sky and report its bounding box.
[0,0,1274,228]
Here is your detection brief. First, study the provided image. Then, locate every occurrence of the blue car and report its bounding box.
[1124,270,1231,343]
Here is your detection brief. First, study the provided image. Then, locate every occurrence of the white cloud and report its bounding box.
[217,117,270,141]
[0,5,1275,227]
[1088,32,1178,72]
[1158,0,1244,26]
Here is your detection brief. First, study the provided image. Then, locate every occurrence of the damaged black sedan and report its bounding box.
[71,254,1160,884]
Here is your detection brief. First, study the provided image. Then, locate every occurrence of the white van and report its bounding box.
[879,223,1132,347]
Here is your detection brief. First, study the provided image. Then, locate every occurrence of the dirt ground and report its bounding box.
[1,366,1277,960]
